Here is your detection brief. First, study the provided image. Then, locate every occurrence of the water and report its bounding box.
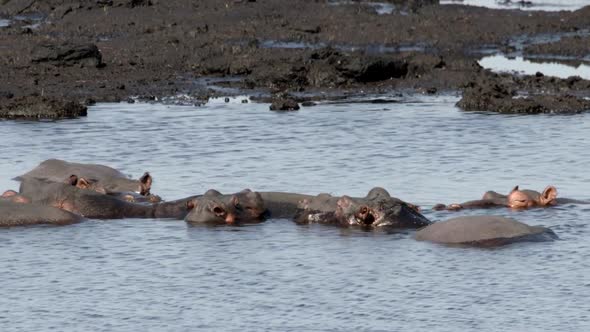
[1,95,590,331]
[479,54,590,79]
[0,19,10,28]
[328,1,398,15]
[441,0,590,11]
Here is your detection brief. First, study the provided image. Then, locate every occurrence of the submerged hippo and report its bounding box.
[415,215,557,247]
[432,185,587,211]
[0,200,83,227]
[294,187,431,228]
[155,189,267,224]
[16,159,153,196]
[19,178,155,219]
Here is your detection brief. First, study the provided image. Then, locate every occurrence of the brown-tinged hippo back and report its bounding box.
[0,200,84,227]
[415,215,557,246]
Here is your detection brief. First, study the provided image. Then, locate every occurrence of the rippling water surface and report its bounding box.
[1,95,590,331]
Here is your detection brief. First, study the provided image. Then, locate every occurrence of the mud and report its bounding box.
[1,0,590,118]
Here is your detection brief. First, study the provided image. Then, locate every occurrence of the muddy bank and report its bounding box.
[1,0,590,118]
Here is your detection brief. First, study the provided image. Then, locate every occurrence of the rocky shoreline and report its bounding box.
[1,0,590,118]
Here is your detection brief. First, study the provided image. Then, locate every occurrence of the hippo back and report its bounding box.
[0,200,84,227]
[415,216,557,246]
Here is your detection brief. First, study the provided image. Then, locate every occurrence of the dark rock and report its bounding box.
[0,91,14,99]
[51,5,72,19]
[457,78,590,114]
[269,98,300,111]
[32,43,103,68]
[0,96,87,119]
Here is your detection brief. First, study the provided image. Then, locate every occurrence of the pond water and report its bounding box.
[441,0,589,11]
[479,54,590,79]
[1,95,590,331]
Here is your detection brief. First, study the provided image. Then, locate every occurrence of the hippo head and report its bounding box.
[232,189,267,220]
[204,189,267,221]
[68,175,107,194]
[507,185,557,209]
[184,196,238,225]
[336,194,431,228]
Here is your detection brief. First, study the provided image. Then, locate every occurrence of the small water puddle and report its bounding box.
[328,1,398,15]
[255,40,428,54]
[0,19,10,28]
[479,55,590,79]
[441,0,589,11]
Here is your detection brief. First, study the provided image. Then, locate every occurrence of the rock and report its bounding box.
[269,98,300,111]
[0,96,87,119]
[51,5,73,20]
[457,78,590,114]
[32,43,103,68]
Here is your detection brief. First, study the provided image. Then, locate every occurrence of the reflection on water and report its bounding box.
[441,0,589,11]
[1,96,590,331]
[479,54,590,79]
[0,19,10,28]
[328,1,397,15]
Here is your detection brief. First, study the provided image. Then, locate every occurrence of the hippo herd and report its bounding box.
[2,159,586,247]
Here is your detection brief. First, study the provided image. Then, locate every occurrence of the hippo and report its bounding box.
[294,188,431,228]
[415,215,558,247]
[184,194,239,225]
[155,189,267,223]
[0,200,83,227]
[433,185,576,211]
[258,187,421,220]
[16,159,153,196]
[19,178,155,219]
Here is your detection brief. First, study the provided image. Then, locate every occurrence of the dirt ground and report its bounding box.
[1,0,590,117]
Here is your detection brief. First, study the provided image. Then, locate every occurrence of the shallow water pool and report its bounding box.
[1,95,589,331]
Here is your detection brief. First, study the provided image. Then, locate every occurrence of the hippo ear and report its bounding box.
[510,185,519,193]
[1,190,17,198]
[186,200,197,211]
[298,198,311,209]
[337,196,354,209]
[139,172,152,195]
[204,189,222,197]
[230,195,239,207]
[76,177,92,189]
[540,186,558,206]
[68,175,79,186]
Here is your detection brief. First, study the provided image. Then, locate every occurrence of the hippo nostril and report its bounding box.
[213,206,225,216]
[363,213,375,225]
[360,206,369,214]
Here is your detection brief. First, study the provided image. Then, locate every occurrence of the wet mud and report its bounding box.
[1,0,590,118]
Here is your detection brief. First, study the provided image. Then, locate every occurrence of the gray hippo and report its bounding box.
[415,215,557,247]
[432,185,557,211]
[0,200,83,227]
[433,185,588,211]
[293,187,431,228]
[19,178,156,219]
[16,159,153,196]
[155,189,267,223]
[258,187,421,221]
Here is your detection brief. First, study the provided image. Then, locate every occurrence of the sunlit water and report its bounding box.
[479,55,590,79]
[1,95,590,331]
[441,0,589,11]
